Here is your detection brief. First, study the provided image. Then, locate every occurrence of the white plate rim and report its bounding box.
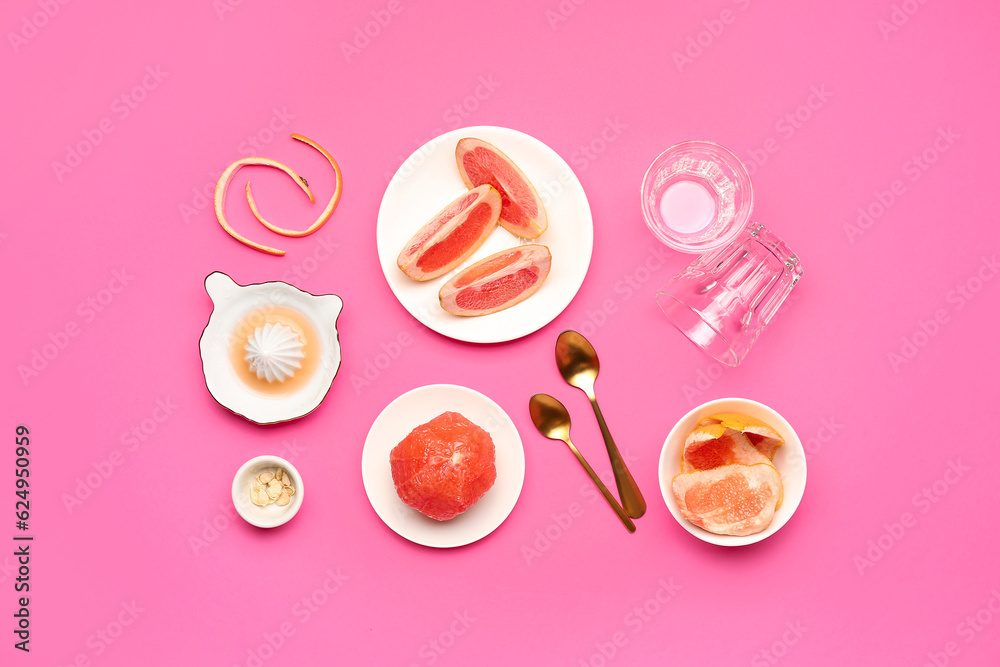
[361,384,526,548]
[375,125,594,343]
[658,397,807,546]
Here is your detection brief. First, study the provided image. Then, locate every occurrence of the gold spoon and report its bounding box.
[528,393,636,533]
[555,330,646,519]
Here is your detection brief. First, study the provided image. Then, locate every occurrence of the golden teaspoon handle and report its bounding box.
[565,438,636,533]
[589,394,646,519]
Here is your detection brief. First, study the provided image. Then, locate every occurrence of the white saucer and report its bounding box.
[361,384,525,548]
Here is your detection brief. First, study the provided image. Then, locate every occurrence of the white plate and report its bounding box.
[361,384,526,548]
[658,398,807,546]
[376,126,594,343]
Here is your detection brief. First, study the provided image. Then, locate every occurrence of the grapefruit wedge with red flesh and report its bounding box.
[672,463,782,536]
[389,411,497,521]
[681,425,771,473]
[456,138,548,239]
[397,184,502,281]
[439,244,551,316]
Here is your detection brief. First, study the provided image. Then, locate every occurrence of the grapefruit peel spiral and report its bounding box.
[214,133,342,255]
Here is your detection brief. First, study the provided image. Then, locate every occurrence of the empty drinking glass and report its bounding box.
[656,223,802,366]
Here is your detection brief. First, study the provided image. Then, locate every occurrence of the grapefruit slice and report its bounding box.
[698,413,785,460]
[389,411,497,521]
[246,133,344,238]
[681,426,770,473]
[456,138,548,239]
[672,463,782,536]
[397,184,502,281]
[438,244,551,316]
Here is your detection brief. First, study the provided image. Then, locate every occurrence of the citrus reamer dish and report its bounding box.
[199,271,343,424]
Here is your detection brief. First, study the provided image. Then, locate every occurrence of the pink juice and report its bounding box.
[657,180,716,234]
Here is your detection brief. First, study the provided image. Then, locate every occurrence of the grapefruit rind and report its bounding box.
[214,157,315,256]
[214,133,344,255]
[397,184,503,281]
[456,137,548,239]
[247,133,344,238]
[438,244,552,316]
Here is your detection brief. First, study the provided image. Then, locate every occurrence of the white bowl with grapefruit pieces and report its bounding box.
[659,398,807,546]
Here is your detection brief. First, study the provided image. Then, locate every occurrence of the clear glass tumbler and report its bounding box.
[641,140,754,253]
[656,224,802,367]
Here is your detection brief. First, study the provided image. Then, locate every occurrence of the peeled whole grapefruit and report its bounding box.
[672,463,782,536]
[397,184,502,281]
[438,244,552,316]
[389,411,497,521]
[456,138,548,239]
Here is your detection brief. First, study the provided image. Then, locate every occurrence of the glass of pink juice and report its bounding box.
[641,140,753,253]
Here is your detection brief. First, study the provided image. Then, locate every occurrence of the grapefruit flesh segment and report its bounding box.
[397,184,502,281]
[456,138,548,239]
[672,463,782,536]
[389,411,497,521]
[698,413,785,460]
[682,427,770,473]
[439,244,551,316]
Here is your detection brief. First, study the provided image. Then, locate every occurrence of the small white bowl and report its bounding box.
[658,398,807,546]
[232,456,304,528]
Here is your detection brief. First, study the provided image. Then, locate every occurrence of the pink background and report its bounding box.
[5,0,999,665]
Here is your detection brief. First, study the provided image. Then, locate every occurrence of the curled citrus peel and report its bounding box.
[246,133,343,238]
[214,157,314,256]
[214,133,341,255]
